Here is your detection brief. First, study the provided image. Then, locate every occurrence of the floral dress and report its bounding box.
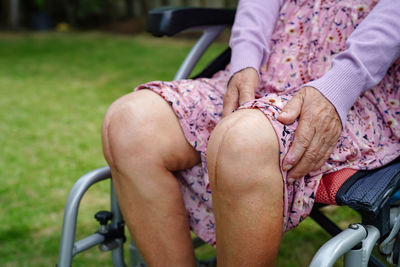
[136,0,400,246]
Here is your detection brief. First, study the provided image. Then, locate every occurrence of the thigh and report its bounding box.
[135,77,226,155]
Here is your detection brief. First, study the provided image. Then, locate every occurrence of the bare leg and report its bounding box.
[102,89,200,266]
[207,109,284,267]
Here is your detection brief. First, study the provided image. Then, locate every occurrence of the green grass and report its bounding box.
[0,32,367,266]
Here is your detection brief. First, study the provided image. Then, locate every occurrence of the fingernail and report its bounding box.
[283,164,293,171]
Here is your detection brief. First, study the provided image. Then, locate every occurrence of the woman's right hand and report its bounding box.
[222,67,259,118]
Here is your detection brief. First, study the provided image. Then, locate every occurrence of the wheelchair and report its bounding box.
[57,7,400,267]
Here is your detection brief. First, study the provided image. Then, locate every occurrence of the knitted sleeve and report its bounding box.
[305,0,400,126]
[229,0,284,82]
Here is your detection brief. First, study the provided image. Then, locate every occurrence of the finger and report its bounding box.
[287,133,324,179]
[287,124,340,178]
[222,87,239,118]
[282,114,315,171]
[277,91,304,124]
[313,131,340,170]
[238,84,255,106]
[313,144,336,172]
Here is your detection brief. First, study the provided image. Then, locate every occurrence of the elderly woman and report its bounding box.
[101,0,400,265]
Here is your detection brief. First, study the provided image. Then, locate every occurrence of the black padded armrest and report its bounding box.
[146,7,236,37]
[335,158,400,235]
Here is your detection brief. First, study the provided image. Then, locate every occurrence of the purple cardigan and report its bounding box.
[229,0,400,126]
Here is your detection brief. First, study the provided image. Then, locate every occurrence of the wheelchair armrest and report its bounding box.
[146,7,236,37]
[335,158,400,236]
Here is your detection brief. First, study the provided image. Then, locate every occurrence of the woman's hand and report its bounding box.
[277,86,342,179]
[223,68,258,118]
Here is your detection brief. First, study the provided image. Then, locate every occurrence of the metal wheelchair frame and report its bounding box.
[58,8,400,266]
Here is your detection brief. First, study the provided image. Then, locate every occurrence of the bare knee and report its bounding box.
[102,91,152,170]
[102,90,200,174]
[207,109,281,194]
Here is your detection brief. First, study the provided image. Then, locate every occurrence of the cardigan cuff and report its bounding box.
[228,42,264,84]
[305,58,366,127]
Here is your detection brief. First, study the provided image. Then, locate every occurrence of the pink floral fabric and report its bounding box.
[136,0,400,246]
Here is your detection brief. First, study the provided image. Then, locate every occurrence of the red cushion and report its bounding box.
[315,168,358,205]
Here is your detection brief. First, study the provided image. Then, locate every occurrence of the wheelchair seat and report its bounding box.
[316,158,400,235]
[58,6,400,267]
[310,157,400,266]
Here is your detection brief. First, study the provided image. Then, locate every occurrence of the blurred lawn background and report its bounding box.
[0,32,362,266]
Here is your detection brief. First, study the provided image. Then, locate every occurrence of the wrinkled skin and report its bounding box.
[224,67,342,179]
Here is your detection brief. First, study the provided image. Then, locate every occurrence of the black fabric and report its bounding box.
[336,158,400,215]
[146,7,236,37]
[335,170,372,205]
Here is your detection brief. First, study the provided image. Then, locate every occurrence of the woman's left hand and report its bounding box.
[277,86,342,179]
